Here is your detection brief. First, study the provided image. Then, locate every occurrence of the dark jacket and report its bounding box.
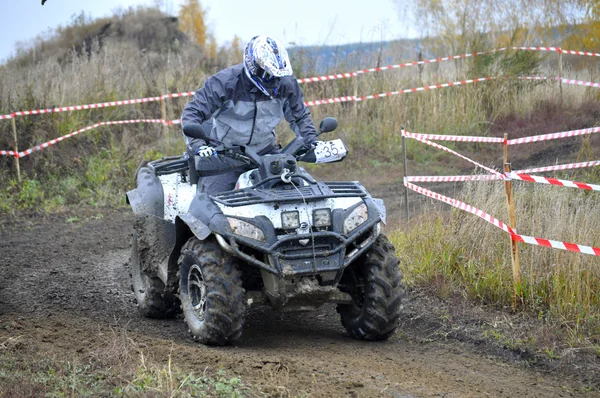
[182,64,317,152]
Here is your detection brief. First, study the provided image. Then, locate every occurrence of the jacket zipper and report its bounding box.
[247,99,257,145]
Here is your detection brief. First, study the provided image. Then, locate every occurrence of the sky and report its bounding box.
[0,0,417,62]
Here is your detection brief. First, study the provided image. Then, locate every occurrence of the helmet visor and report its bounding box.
[255,66,276,82]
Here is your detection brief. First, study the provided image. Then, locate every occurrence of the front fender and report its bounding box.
[177,213,211,241]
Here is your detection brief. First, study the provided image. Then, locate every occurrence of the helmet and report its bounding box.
[243,36,293,97]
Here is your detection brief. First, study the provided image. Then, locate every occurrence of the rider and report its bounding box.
[181,35,318,194]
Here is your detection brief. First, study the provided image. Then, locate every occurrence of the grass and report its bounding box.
[0,330,247,398]
[390,177,600,348]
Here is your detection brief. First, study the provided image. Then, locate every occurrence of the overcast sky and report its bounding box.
[0,0,417,62]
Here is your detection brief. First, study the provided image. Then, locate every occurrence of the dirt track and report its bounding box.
[1,199,595,397]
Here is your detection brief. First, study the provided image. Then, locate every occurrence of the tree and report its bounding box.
[178,0,209,50]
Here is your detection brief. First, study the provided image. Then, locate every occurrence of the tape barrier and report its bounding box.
[402,130,507,180]
[1,44,598,120]
[405,179,516,233]
[405,180,600,256]
[1,119,181,158]
[402,132,503,143]
[560,78,600,88]
[297,47,565,84]
[406,174,502,182]
[304,76,600,107]
[506,172,600,191]
[516,160,600,174]
[507,126,600,145]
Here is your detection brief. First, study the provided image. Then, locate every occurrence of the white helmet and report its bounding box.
[243,36,293,97]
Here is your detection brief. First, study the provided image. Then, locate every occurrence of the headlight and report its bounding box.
[343,203,368,234]
[281,211,300,229]
[227,218,265,241]
[313,208,331,227]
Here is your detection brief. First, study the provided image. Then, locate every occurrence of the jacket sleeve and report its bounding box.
[181,74,227,136]
[282,78,317,145]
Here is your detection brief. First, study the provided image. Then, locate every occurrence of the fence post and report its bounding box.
[558,49,563,105]
[418,49,424,86]
[160,93,167,138]
[353,77,358,119]
[402,127,409,222]
[503,133,520,306]
[11,117,21,182]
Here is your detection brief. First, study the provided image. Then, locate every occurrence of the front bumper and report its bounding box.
[215,217,380,277]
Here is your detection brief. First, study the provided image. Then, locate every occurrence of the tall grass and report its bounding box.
[391,177,600,343]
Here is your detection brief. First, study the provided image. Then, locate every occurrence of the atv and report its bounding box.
[126,117,404,345]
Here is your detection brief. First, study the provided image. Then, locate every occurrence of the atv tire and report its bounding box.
[178,237,246,345]
[130,229,179,318]
[337,234,404,341]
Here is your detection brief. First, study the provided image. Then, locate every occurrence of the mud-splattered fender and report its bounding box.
[126,166,164,218]
[177,213,211,240]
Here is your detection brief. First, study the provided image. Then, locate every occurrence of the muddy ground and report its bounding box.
[1,165,598,397]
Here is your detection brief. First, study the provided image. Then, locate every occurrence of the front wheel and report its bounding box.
[178,237,246,345]
[130,228,179,318]
[337,234,404,341]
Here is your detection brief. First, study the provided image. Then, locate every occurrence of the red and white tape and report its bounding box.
[560,78,600,88]
[304,77,497,106]
[297,46,562,84]
[561,49,600,57]
[516,160,600,174]
[405,180,516,233]
[507,126,600,145]
[405,180,600,256]
[402,130,507,180]
[406,174,502,183]
[402,132,503,143]
[162,92,195,99]
[511,233,600,256]
[506,172,600,191]
[12,96,162,117]
[1,119,181,158]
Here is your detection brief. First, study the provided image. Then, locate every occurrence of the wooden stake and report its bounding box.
[160,94,167,138]
[353,78,358,119]
[11,117,21,182]
[402,128,409,222]
[558,51,563,106]
[503,133,520,305]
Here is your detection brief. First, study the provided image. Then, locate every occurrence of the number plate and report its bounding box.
[314,139,347,164]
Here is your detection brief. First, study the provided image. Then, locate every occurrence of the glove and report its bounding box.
[303,133,318,148]
[195,145,217,157]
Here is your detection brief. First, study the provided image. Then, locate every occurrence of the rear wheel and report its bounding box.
[337,234,404,341]
[130,229,179,318]
[178,237,246,345]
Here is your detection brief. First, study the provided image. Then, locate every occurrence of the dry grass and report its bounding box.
[391,177,600,345]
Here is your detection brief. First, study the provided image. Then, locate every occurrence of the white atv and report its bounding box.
[126,117,404,345]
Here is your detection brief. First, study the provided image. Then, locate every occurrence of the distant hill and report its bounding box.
[288,38,427,75]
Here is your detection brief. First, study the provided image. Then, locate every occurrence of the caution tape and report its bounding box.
[297,46,562,84]
[406,174,502,183]
[511,233,600,256]
[405,180,600,256]
[405,180,516,233]
[561,49,600,57]
[516,160,600,174]
[507,126,600,145]
[402,132,503,143]
[1,45,598,119]
[402,130,507,180]
[559,78,600,88]
[506,172,600,191]
[1,119,180,158]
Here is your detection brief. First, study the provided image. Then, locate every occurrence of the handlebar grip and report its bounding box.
[183,123,210,140]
